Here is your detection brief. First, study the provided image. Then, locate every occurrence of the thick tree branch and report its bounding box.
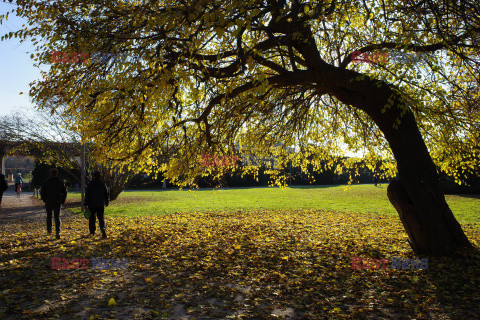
[339,38,468,68]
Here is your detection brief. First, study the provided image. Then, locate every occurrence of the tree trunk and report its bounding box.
[357,84,473,256]
[313,67,473,256]
[0,144,5,175]
[96,163,135,201]
[281,26,470,255]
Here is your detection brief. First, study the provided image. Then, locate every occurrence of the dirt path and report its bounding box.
[0,184,47,225]
[0,183,82,225]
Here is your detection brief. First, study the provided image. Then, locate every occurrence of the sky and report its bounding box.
[0,3,43,117]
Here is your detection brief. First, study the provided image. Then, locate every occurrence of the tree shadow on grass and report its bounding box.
[424,247,480,319]
[0,236,248,319]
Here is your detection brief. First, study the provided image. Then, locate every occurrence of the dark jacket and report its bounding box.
[40,176,67,206]
[84,178,109,208]
[0,178,7,192]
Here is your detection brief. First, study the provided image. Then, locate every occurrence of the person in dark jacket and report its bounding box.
[84,171,109,238]
[40,168,67,239]
[0,173,8,209]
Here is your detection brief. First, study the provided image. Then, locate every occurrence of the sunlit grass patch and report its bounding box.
[67,184,480,224]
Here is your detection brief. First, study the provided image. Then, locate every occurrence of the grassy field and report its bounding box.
[2,197,480,319]
[2,184,479,319]
[67,184,480,224]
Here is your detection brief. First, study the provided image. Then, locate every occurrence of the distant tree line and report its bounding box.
[30,152,479,197]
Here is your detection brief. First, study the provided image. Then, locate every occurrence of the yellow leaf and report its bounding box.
[108,298,117,307]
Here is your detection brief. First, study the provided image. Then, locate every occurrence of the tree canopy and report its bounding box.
[1,0,478,186]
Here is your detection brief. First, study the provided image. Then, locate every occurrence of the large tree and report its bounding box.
[2,0,480,255]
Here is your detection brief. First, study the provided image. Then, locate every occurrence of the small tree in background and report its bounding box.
[1,109,136,201]
[90,162,135,201]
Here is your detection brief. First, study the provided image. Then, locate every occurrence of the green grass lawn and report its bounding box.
[67,184,480,224]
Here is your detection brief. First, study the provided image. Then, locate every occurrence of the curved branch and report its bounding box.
[339,39,465,68]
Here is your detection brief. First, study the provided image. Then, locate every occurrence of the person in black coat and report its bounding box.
[40,168,67,239]
[0,173,8,209]
[84,171,110,238]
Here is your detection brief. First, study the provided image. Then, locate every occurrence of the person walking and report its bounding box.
[40,168,67,239]
[84,171,109,238]
[0,174,8,209]
[14,173,23,196]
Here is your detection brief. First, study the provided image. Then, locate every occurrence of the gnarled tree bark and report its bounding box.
[366,87,471,256]
[286,24,473,255]
[324,69,473,256]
